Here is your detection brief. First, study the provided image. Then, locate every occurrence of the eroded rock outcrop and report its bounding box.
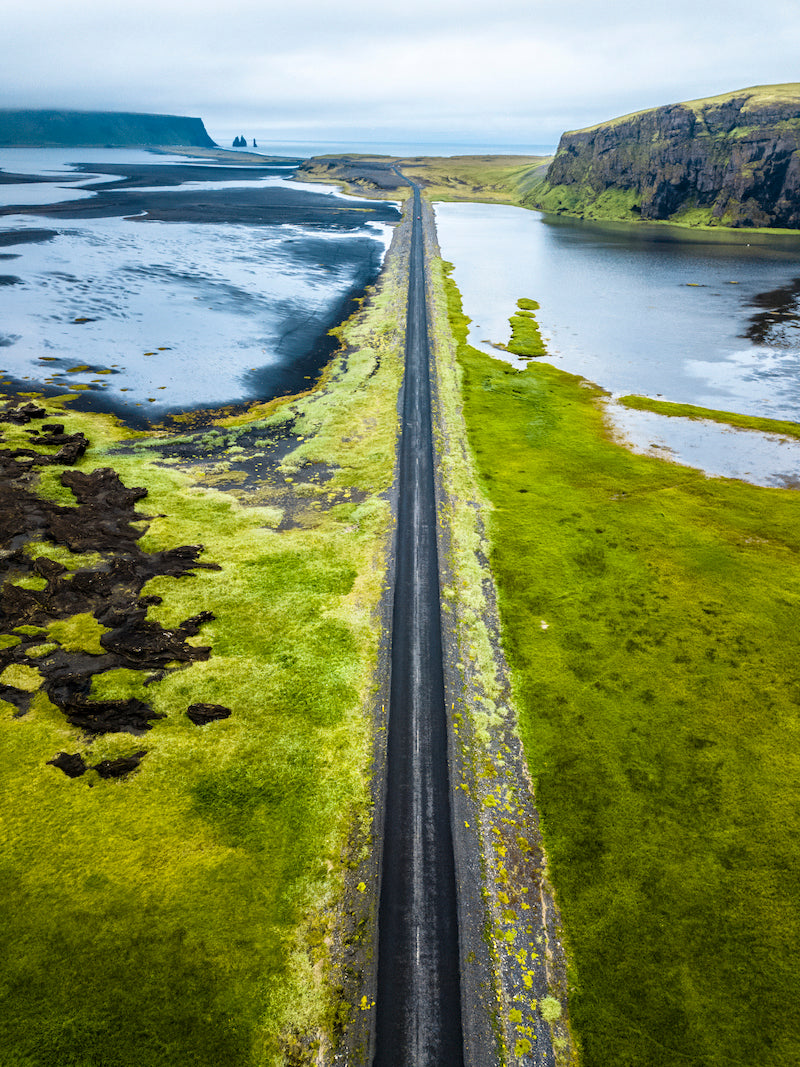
[530,83,800,227]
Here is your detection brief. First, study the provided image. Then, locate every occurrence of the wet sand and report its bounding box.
[0,162,400,229]
[0,157,401,425]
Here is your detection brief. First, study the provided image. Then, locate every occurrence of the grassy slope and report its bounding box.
[298,155,550,206]
[529,84,800,229]
[570,82,800,135]
[397,156,550,205]
[442,265,800,1066]
[0,249,404,1065]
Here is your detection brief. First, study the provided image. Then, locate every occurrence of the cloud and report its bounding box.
[3,0,799,144]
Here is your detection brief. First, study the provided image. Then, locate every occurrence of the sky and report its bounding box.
[3,0,800,147]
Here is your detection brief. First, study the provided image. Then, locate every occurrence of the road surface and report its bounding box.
[373,182,465,1066]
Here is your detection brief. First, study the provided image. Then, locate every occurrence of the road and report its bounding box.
[372,183,465,1066]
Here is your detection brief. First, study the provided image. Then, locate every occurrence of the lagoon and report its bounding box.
[435,201,800,485]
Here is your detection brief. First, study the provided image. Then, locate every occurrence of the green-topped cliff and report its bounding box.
[0,109,216,148]
[528,84,800,228]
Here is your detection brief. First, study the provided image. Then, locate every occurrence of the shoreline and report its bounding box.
[0,153,400,427]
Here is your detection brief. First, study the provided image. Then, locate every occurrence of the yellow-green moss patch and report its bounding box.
[0,663,43,691]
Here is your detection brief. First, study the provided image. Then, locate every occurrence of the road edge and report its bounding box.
[422,201,574,1067]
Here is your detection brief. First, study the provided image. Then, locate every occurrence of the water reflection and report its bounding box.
[435,202,800,419]
[744,276,800,347]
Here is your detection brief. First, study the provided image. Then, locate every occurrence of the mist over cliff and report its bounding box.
[0,109,216,148]
[529,84,800,228]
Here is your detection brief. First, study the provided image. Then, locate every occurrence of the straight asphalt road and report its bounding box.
[372,184,465,1066]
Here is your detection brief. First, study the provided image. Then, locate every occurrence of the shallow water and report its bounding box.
[608,403,800,488]
[0,150,399,422]
[0,148,218,175]
[0,175,122,208]
[435,202,800,485]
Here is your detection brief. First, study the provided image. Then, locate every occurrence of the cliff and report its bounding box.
[528,84,800,228]
[0,109,216,149]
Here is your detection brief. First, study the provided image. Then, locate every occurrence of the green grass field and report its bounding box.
[298,153,551,207]
[0,249,404,1065]
[442,263,800,1066]
[396,155,550,204]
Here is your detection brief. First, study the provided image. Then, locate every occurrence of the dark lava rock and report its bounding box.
[0,402,222,740]
[53,435,89,465]
[61,466,146,510]
[1,401,47,424]
[187,702,232,726]
[31,556,66,579]
[179,610,215,636]
[58,696,165,734]
[101,616,212,667]
[47,751,87,778]
[92,750,147,779]
[0,686,32,716]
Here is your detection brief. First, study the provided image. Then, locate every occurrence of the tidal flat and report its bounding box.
[0,149,400,424]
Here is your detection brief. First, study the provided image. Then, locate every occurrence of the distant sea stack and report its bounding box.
[529,84,800,228]
[0,109,216,149]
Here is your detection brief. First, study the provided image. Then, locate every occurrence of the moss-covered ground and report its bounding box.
[0,241,404,1065]
[395,156,550,205]
[498,298,546,358]
[298,154,551,207]
[524,182,643,223]
[442,265,800,1066]
[618,393,800,440]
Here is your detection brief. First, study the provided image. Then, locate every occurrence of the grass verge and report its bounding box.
[0,238,405,1065]
[443,265,800,1066]
[429,246,574,1063]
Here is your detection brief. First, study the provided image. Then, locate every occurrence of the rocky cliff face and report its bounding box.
[0,110,216,149]
[530,85,800,228]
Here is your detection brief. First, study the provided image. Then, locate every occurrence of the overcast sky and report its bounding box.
[3,0,799,146]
